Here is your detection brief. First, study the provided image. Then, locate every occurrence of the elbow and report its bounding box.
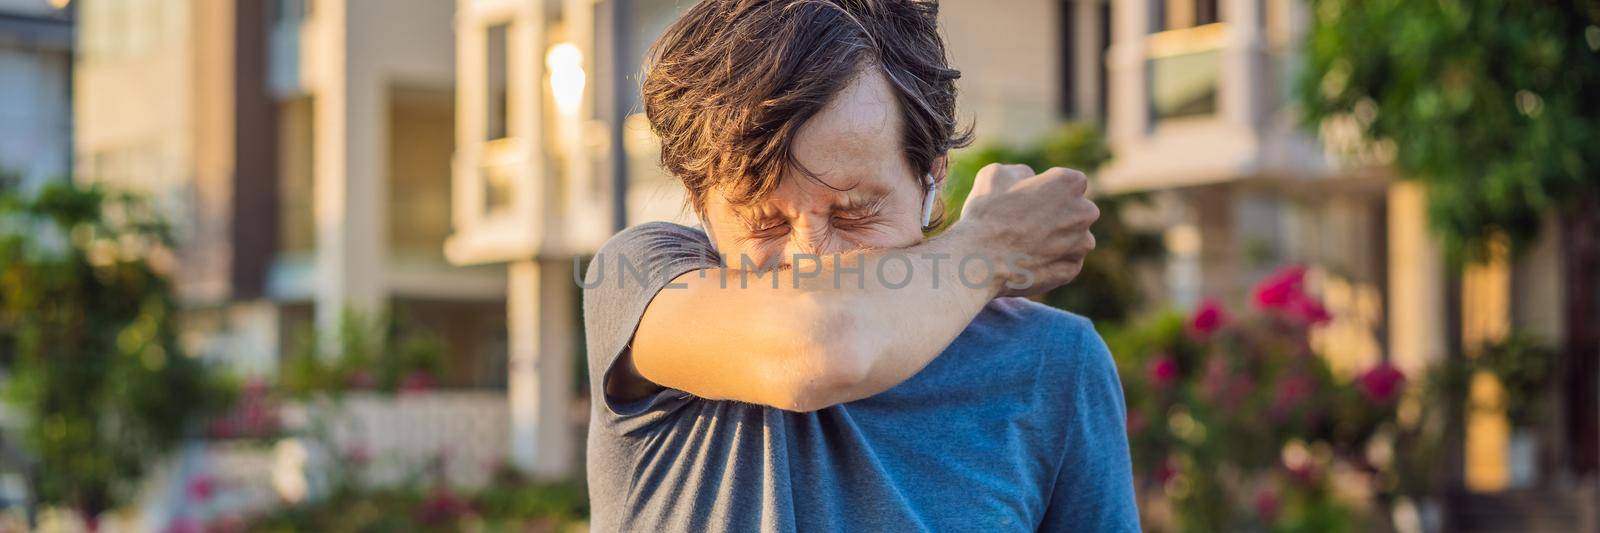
[768,342,871,413]
[763,297,876,412]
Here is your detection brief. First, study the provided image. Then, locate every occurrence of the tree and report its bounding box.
[0,180,234,525]
[942,122,1165,323]
[1297,0,1600,472]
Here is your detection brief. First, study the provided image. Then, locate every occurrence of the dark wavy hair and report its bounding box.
[642,0,972,219]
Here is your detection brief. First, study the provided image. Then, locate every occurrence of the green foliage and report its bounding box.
[1471,334,1557,425]
[470,470,590,526]
[241,467,588,532]
[1421,334,1558,427]
[279,309,448,399]
[943,123,1165,322]
[0,181,235,518]
[1298,0,1600,258]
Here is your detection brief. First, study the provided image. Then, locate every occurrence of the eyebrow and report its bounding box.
[729,189,890,227]
[836,192,889,215]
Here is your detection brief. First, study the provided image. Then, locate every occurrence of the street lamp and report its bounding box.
[546,42,585,117]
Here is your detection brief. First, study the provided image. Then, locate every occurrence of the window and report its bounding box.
[1060,0,1075,117]
[484,23,511,141]
[278,98,315,255]
[273,0,310,23]
[1158,0,1219,32]
[1148,47,1220,120]
[1058,0,1113,120]
[1146,0,1226,124]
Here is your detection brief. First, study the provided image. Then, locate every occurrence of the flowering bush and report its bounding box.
[1107,265,1416,532]
[237,464,587,532]
[278,309,447,399]
[206,378,284,441]
[0,181,236,524]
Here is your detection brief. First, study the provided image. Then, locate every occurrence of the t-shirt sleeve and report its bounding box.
[1037,319,1141,532]
[581,221,721,433]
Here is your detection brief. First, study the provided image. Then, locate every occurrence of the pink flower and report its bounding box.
[1255,490,1280,522]
[1201,357,1248,407]
[1189,298,1229,337]
[1252,265,1333,325]
[1285,294,1333,325]
[1253,265,1308,310]
[1357,363,1406,403]
[241,377,271,396]
[1147,356,1179,389]
[164,517,200,533]
[185,475,216,503]
[207,418,236,439]
[239,400,282,436]
[418,488,470,525]
[1153,457,1178,485]
[1288,461,1320,485]
[345,444,372,466]
[400,371,436,394]
[347,369,376,389]
[206,515,246,533]
[1270,373,1315,419]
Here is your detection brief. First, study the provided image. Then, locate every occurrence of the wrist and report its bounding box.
[939,220,1010,298]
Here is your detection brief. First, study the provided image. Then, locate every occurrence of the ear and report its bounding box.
[930,155,949,188]
[920,157,948,230]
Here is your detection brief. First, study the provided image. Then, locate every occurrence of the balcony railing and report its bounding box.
[479,137,525,216]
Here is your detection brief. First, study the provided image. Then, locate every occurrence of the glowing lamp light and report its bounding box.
[547,43,586,116]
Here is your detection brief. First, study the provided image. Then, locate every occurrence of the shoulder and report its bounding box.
[980,298,1119,390]
[594,221,714,258]
[983,297,1095,334]
[981,298,1103,355]
[585,222,718,287]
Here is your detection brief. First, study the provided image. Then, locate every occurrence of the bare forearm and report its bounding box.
[803,225,1000,401]
[632,225,1003,411]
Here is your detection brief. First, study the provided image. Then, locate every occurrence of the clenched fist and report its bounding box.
[955,163,1100,297]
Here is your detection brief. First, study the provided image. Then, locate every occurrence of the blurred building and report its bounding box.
[60,0,1593,522]
[0,0,72,190]
[1094,0,1589,523]
[71,0,516,492]
[74,0,508,383]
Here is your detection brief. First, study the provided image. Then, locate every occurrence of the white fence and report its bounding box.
[280,391,511,491]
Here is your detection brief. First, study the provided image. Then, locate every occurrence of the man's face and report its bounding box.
[702,68,934,269]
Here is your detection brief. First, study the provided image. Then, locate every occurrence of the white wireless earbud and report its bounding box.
[700,218,719,252]
[920,173,938,229]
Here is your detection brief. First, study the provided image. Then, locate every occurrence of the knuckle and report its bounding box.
[974,163,1001,183]
[1045,167,1085,181]
[1039,169,1069,188]
[1004,164,1035,177]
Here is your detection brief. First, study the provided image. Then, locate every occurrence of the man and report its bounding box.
[583,0,1138,530]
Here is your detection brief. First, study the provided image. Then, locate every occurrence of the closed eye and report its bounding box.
[831,213,885,229]
[742,220,790,241]
[832,196,889,230]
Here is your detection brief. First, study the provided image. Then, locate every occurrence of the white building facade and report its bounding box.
[0,0,72,190]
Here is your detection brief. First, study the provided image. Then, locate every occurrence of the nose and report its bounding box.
[776,215,852,267]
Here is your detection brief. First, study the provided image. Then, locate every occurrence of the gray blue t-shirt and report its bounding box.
[583,222,1139,532]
